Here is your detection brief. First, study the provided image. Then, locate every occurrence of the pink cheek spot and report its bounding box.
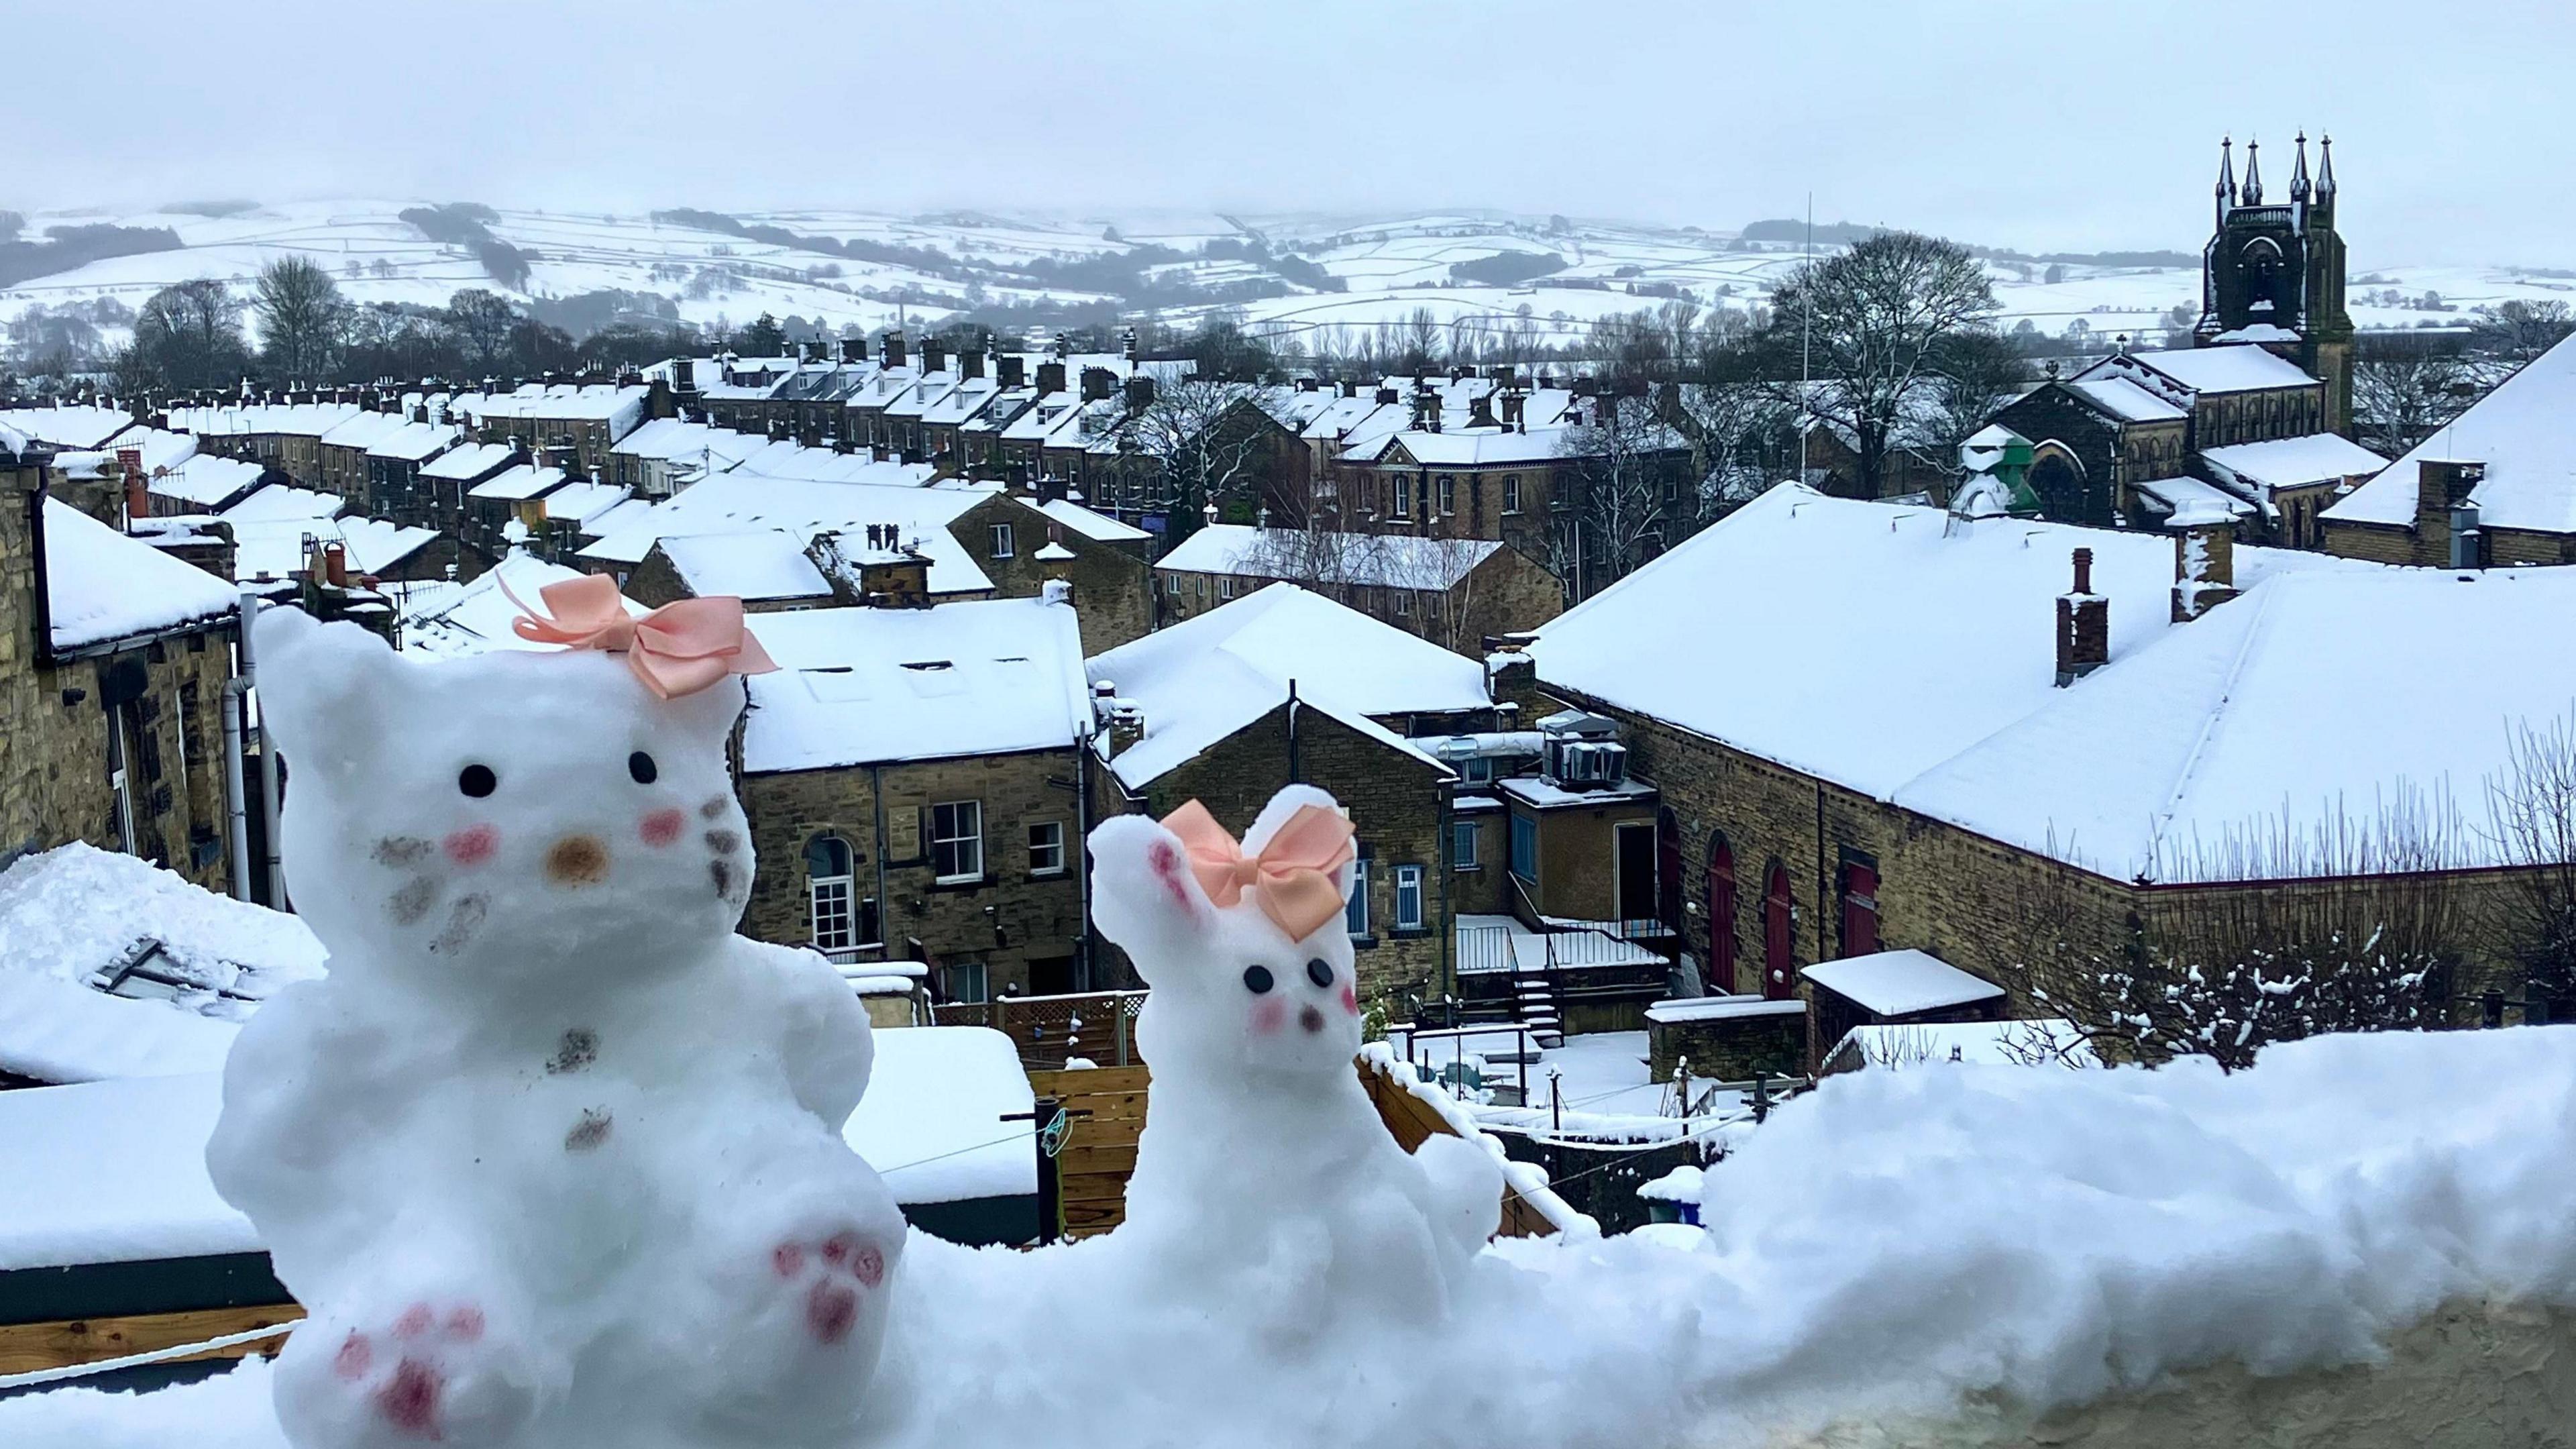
[773,1244,805,1279]
[854,1244,885,1287]
[1340,983,1359,1016]
[443,1306,484,1342]
[333,1332,373,1381]
[392,1303,435,1339]
[442,825,498,867]
[1249,997,1287,1036]
[639,808,685,848]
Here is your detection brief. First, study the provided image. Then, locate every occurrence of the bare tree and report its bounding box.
[2473,299,2574,365]
[1674,378,1794,521]
[1919,328,2030,495]
[1552,393,1681,600]
[1123,379,1276,539]
[445,288,519,375]
[117,278,249,391]
[1998,798,2467,1071]
[1768,231,1998,498]
[2351,334,2476,456]
[2484,712,2576,1010]
[254,256,351,382]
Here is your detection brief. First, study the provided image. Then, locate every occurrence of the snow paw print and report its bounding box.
[770,1232,886,1345]
[322,1300,535,1445]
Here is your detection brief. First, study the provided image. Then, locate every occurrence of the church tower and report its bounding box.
[2194,133,2355,435]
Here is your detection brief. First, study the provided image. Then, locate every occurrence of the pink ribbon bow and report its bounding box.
[503,574,777,700]
[1161,799,1357,941]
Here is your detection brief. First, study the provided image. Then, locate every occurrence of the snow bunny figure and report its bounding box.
[207,582,906,1449]
[1087,786,1501,1340]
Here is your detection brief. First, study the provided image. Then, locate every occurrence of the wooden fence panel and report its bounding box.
[1020,1060,1558,1242]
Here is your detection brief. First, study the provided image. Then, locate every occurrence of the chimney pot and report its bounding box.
[2056,547,2109,685]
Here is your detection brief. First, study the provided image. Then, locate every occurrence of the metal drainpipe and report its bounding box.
[222,674,254,901]
[1074,726,1094,992]
[241,585,286,907]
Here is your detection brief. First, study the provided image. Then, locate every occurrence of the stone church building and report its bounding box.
[1980,135,2379,546]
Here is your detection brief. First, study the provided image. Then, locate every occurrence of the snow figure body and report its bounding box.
[1087,786,1500,1340]
[207,604,904,1449]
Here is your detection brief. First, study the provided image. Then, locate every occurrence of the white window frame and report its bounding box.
[947,960,989,1004]
[1393,590,1411,617]
[1393,474,1413,518]
[989,522,1015,559]
[1450,820,1479,869]
[1395,864,1425,931]
[1346,857,1371,937]
[1438,474,1456,513]
[1509,812,1538,883]
[808,836,856,951]
[1028,820,1066,876]
[1219,576,1235,599]
[930,800,985,883]
[1503,474,1522,514]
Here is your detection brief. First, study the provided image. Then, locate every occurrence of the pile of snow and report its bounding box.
[8,1023,2575,1447]
[0,1073,254,1270]
[0,843,323,1083]
[843,1026,1035,1205]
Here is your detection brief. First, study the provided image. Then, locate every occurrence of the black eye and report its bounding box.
[459,764,496,798]
[1242,965,1275,995]
[1306,957,1334,988]
[628,751,657,784]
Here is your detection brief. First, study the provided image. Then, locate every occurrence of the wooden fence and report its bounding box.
[1022,1058,1562,1243]
[935,991,1148,1069]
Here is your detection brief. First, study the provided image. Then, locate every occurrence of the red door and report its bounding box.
[1841,861,1880,958]
[1762,862,1794,1000]
[1706,839,1737,994]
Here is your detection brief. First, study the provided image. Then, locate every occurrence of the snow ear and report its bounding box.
[252,608,402,780]
[1241,784,1356,905]
[654,670,748,749]
[1085,813,1214,983]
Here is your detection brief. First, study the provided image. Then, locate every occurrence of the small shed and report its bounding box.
[1800,950,2006,1071]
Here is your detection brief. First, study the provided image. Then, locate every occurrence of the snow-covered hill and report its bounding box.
[6,199,2571,356]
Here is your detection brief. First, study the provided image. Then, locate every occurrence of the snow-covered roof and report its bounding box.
[1897,564,2576,882]
[0,1072,256,1270]
[2131,475,2259,525]
[1823,1018,2098,1070]
[1528,484,2369,804]
[365,419,462,463]
[1644,996,1805,1024]
[653,531,831,602]
[217,484,341,523]
[612,417,761,470]
[167,400,363,439]
[2106,344,2318,396]
[0,405,138,450]
[1379,426,1575,467]
[741,595,1090,773]
[0,843,325,1087]
[1801,950,2004,1016]
[40,498,240,651]
[1087,583,1485,788]
[418,440,519,482]
[229,510,439,583]
[535,480,631,527]
[141,451,268,508]
[2323,331,2576,534]
[468,463,569,500]
[1155,523,1501,590]
[397,551,643,659]
[1039,496,1150,543]
[2198,433,2385,493]
[457,382,648,431]
[58,424,200,479]
[317,410,409,451]
[2066,375,2188,423]
[580,496,658,539]
[580,471,991,592]
[841,1026,1036,1204]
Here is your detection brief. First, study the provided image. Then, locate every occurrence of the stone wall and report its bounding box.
[1646,999,1807,1081]
[3,461,239,890]
[1106,703,1453,1004]
[737,746,1089,1000]
[951,493,1152,650]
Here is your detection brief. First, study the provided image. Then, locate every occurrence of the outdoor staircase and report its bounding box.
[1513,971,1565,1049]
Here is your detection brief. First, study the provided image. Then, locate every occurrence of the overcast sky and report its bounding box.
[9,1,2571,264]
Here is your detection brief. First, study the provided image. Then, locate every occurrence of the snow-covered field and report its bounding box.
[11,199,2571,358]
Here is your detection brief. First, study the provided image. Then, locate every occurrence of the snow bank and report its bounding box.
[844,1027,1035,1205]
[10,1026,2572,1448]
[0,1073,255,1271]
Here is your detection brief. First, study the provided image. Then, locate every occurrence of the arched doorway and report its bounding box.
[1762,861,1794,1000]
[1705,834,1737,995]
[2028,442,2092,525]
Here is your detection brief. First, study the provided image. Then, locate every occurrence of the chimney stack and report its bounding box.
[1036,360,1067,397]
[920,335,947,376]
[2171,513,2240,621]
[998,353,1027,390]
[2055,548,2109,686]
[117,447,147,527]
[2415,460,2485,568]
[881,331,907,370]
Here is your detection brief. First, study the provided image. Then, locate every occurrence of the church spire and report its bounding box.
[2316,133,2337,200]
[2215,135,2237,225]
[2241,137,2264,205]
[2290,131,2312,203]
